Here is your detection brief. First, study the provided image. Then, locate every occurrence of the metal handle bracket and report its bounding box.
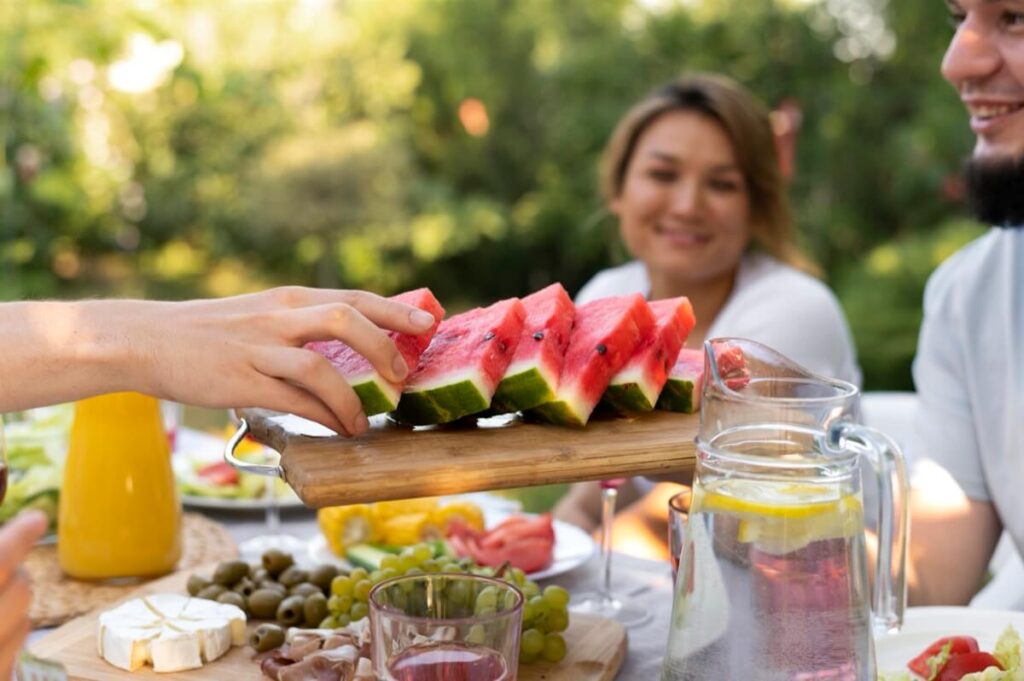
[224,418,283,478]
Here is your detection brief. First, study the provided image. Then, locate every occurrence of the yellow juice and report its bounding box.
[58,392,182,580]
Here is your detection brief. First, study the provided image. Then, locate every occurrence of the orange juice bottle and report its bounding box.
[58,392,182,580]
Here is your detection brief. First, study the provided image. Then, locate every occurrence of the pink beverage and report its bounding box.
[667,511,870,680]
[751,538,863,679]
[386,642,509,681]
[600,478,627,490]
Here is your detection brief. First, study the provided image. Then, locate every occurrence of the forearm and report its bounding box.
[0,300,161,412]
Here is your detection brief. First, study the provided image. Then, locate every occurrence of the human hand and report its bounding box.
[0,510,47,681]
[111,287,438,436]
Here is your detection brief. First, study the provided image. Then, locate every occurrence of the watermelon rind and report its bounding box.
[391,374,491,425]
[529,392,592,428]
[351,377,401,416]
[602,366,661,413]
[490,360,559,413]
[655,377,698,413]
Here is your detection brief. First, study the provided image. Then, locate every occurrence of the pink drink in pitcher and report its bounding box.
[666,478,872,680]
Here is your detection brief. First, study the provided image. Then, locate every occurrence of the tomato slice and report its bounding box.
[934,652,1002,681]
[907,637,980,677]
[478,514,555,549]
[197,460,240,486]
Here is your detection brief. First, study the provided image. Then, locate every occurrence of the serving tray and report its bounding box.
[32,562,628,681]
[232,408,697,508]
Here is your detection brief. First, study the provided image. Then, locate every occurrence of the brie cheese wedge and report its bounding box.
[97,593,246,673]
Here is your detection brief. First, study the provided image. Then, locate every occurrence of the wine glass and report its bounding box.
[0,414,7,505]
[569,478,652,627]
[229,411,306,562]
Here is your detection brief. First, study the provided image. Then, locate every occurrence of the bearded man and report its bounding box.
[906,0,1024,605]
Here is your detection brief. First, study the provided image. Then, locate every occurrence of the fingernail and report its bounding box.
[411,309,435,328]
[352,412,369,435]
[393,353,409,379]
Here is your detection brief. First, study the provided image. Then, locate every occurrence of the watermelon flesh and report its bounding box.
[601,296,696,413]
[391,298,527,425]
[656,348,705,413]
[530,294,655,427]
[491,283,575,413]
[308,288,445,416]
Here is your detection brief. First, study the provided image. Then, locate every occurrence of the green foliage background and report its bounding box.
[0,0,987,390]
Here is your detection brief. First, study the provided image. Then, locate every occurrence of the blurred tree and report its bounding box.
[0,0,984,388]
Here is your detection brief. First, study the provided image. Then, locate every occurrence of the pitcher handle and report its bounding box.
[830,421,909,635]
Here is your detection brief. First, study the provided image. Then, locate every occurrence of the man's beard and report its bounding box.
[964,156,1024,228]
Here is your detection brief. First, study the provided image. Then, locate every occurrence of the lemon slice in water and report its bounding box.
[694,479,862,555]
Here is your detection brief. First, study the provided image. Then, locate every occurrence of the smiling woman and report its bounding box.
[554,73,861,551]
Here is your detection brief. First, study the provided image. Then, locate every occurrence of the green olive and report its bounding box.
[213,560,250,586]
[248,588,285,619]
[276,595,306,626]
[196,584,227,601]
[249,623,286,653]
[277,566,308,589]
[217,591,246,610]
[233,577,257,598]
[258,579,287,594]
[303,593,328,628]
[250,567,269,584]
[187,574,211,597]
[289,582,322,598]
[261,549,294,578]
[308,564,339,592]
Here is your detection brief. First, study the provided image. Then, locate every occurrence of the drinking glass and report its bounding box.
[160,400,183,453]
[667,488,691,583]
[569,478,651,627]
[370,573,523,681]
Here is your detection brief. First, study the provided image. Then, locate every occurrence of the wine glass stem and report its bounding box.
[600,485,618,600]
[264,461,280,535]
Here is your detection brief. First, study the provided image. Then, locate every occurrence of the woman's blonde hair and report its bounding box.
[600,72,818,276]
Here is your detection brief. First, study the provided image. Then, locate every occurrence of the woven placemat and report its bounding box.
[27,512,238,627]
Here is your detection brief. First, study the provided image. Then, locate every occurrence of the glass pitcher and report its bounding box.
[662,338,907,681]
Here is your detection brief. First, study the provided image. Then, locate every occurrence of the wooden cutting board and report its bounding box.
[31,565,628,681]
[238,407,697,508]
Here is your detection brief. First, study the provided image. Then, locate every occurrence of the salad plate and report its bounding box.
[308,507,595,581]
[173,427,305,511]
[876,606,1024,678]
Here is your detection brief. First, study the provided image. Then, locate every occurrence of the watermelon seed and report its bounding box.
[596,343,607,355]
[483,331,496,341]
[533,331,545,341]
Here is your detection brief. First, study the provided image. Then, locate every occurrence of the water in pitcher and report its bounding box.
[664,476,873,680]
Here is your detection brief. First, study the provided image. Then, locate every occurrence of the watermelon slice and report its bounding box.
[490,283,576,413]
[391,298,527,425]
[308,288,445,416]
[600,296,696,413]
[530,294,655,427]
[656,344,751,413]
[656,348,705,413]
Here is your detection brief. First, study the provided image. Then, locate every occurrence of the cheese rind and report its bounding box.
[97,594,246,673]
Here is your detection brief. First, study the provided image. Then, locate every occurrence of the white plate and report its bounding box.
[875,606,1024,677]
[308,509,596,582]
[178,493,307,511]
[172,427,306,511]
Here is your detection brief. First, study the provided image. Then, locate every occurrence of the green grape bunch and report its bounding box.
[322,542,570,665]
